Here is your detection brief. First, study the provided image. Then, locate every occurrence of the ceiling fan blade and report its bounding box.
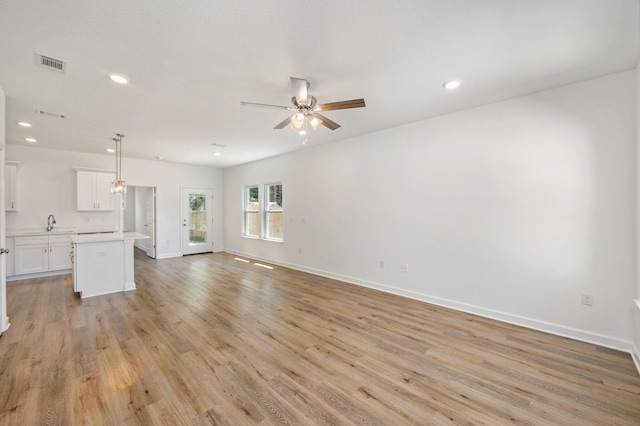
[290,77,309,106]
[314,113,341,130]
[241,101,293,110]
[314,98,366,112]
[273,115,295,129]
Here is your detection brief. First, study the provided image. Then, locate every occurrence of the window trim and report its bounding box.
[263,182,283,242]
[241,182,284,242]
[243,185,260,238]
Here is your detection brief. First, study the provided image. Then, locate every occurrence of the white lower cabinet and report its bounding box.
[5,237,14,276]
[14,234,74,275]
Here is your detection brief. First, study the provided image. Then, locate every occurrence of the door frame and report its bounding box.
[181,186,214,255]
[0,123,9,333]
[122,184,157,259]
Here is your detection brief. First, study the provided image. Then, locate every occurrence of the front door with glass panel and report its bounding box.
[181,188,213,255]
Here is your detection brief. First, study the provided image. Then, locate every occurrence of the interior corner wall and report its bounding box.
[5,145,224,258]
[224,70,637,351]
[634,63,640,371]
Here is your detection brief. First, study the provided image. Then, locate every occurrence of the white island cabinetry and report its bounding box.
[72,232,148,298]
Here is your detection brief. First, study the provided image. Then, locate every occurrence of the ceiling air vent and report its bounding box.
[35,52,66,73]
[36,109,65,119]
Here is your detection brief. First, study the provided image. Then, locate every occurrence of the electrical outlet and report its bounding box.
[402,263,409,273]
[379,260,385,269]
[581,293,593,306]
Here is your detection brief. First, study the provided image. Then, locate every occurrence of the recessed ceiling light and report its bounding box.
[24,137,37,143]
[442,80,461,90]
[109,73,129,84]
[17,121,32,127]
[213,152,221,156]
[106,148,115,153]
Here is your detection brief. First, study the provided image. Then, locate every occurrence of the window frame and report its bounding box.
[241,182,284,242]
[263,182,283,242]
[243,185,260,238]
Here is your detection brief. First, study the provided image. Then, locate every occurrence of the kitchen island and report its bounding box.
[71,232,149,299]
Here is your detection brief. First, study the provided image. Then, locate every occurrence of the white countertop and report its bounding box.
[71,232,149,244]
[7,225,118,237]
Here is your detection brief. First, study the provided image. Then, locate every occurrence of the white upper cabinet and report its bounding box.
[76,169,115,211]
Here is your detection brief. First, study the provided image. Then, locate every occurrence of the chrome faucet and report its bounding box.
[47,214,56,232]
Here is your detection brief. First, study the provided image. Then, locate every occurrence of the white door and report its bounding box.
[0,92,8,332]
[181,187,213,255]
[144,187,156,258]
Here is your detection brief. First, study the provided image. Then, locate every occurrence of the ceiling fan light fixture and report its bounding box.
[310,117,323,130]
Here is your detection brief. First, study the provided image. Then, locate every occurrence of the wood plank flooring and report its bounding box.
[1,250,639,425]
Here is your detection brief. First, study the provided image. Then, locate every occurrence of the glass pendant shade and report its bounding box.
[111,133,126,194]
[111,180,126,194]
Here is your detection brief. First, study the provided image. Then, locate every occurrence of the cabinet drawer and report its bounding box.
[15,236,48,246]
[49,235,74,244]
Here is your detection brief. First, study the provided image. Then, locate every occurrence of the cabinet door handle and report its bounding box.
[0,248,9,254]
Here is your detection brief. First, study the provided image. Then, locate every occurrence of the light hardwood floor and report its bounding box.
[1,250,639,425]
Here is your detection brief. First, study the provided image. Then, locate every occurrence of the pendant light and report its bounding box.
[111,133,126,194]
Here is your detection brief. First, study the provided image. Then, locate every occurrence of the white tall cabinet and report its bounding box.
[76,169,115,211]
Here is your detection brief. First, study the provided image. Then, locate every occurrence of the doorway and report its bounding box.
[181,187,213,255]
[123,186,156,258]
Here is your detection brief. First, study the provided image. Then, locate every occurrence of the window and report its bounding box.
[243,186,259,237]
[265,183,283,241]
[242,182,284,241]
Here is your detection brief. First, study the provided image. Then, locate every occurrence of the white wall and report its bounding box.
[224,70,637,351]
[123,187,136,232]
[6,145,224,258]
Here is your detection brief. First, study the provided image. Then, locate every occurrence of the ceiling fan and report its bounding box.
[241,77,365,134]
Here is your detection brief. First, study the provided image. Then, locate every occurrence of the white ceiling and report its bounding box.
[0,0,638,168]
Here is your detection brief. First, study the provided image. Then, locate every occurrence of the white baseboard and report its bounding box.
[224,249,633,354]
[156,252,182,259]
[632,343,640,375]
[7,269,71,282]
